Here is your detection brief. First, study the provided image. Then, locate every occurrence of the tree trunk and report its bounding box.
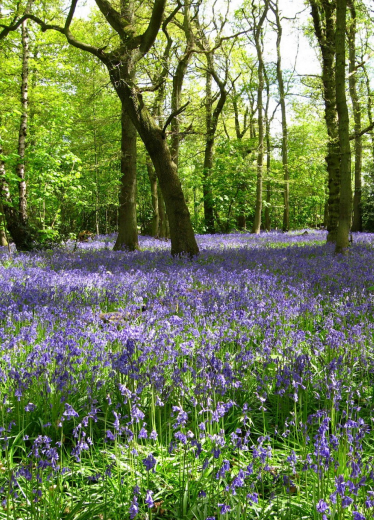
[112,1,139,251]
[272,0,289,232]
[16,18,30,225]
[157,184,169,238]
[146,156,159,237]
[335,0,352,253]
[231,84,251,230]
[202,62,216,235]
[348,0,362,232]
[196,15,228,236]
[363,66,374,164]
[252,3,269,234]
[114,106,139,250]
[0,140,33,250]
[170,1,194,168]
[109,66,198,256]
[0,203,8,246]
[310,0,340,242]
[203,130,215,233]
[264,108,271,233]
[0,230,7,247]
[264,64,272,232]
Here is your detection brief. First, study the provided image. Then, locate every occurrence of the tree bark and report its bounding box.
[0,140,33,250]
[170,1,194,168]
[252,0,269,234]
[363,66,374,164]
[348,0,362,232]
[203,63,216,234]
[0,202,7,247]
[113,0,139,251]
[264,65,272,232]
[157,184,168,238]
[201,61,227,234]
[231,82,251,230]
[146,156,159,237]
[309,0,340,243]
[16,18,30,226]
[271,0,289,232]
[203,65,216,235]
[114,106,139,250]
[335,0,352,253]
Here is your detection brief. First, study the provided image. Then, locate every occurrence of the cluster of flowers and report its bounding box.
[0,231,373,519]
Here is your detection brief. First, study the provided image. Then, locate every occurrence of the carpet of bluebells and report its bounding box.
[1,231,374,520]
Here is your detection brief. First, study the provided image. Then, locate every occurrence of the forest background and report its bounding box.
[0,0,374,254]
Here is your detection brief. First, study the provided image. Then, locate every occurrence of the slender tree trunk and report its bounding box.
[251,0,269,234]
[195,11,228,236]
[0,160,9,248]
[272,0,289,231]
[231,86,250,230]
[335,0,352,253]
[310,0,340,243]
[252,39,265,233]
[0,202,7,246]
[0,231,7,247]
[114,106,139,250]
[170,0,194,168]
[203,135,215,234]
[193,186,199,229]
[264,70,272,232]
[16,18,30,225]
[348,0,362,232]
[146,156,159,236]
[203,63,216,234]
[93,116,100,236]
[363,66,374,163]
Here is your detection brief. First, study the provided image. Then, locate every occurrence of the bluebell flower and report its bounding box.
[138,427,148,439]
[342,496,353,508]
[316,500,329,513]
[145,490,154,508]
[129,496,139,519]
[63,403,79,420]
[247,492,258,504]
[106,430,115,441]
[142,453,156,472]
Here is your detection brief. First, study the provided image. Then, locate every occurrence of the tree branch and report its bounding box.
[162,101,190,136]
[65,0,79,31]
[95,0,127,41]
[349,122,374,140]
[0,6,103,59]
[140,0,168,55]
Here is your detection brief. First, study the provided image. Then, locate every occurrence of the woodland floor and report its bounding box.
[0,230,373,520]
